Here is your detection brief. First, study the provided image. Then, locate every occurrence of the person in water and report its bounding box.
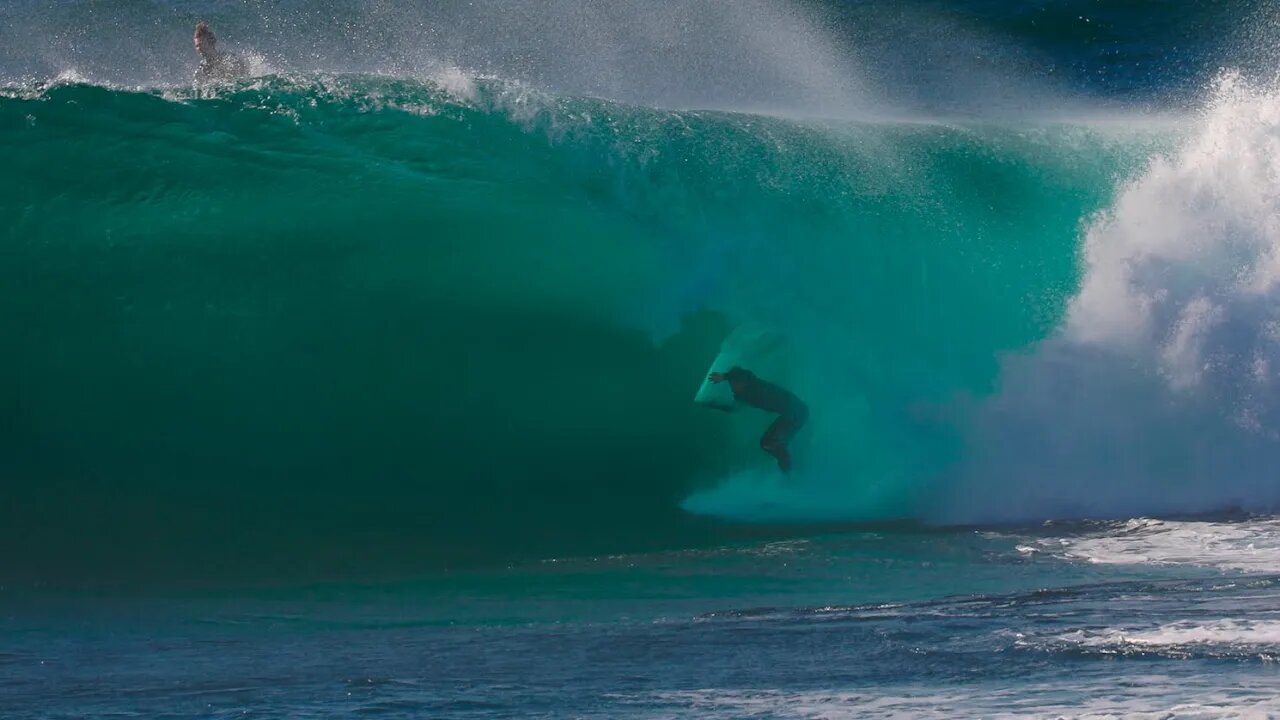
[193,21,248,83]
[708,367,808,473]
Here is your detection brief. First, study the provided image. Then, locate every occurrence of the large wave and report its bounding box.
[0,73,1167,579]
[1,0,1271,582]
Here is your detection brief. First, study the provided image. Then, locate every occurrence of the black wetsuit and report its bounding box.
[724,367,808,472]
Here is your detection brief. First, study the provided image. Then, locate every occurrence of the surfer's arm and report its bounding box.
[708,372,727,383]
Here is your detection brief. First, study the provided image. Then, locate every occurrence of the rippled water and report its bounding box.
[7,516,1280,718]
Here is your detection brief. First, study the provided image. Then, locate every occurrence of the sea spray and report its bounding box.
[951,73,1280,523]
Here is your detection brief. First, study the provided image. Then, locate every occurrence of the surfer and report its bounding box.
[708,367,808,473]
[193,21,248,83]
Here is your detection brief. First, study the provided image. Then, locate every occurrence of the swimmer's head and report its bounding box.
[194,21,217,58]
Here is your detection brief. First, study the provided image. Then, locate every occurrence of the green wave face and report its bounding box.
[0,76,1166,583]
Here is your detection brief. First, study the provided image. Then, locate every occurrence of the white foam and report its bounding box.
[1024,517,1280,573]
[429,65,477,103]
[1067,72,1280,356]
[626,683,1280,719]
[1052,619,1280,651]
[952,73,1280,524]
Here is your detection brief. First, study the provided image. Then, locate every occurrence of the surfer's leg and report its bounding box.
[761,416,796,473]
[772,446,793,473]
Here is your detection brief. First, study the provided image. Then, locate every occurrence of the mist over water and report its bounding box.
[2,0,1276,583]
[0,0,875,113]
[1,0,1234,114]
[951,74,1280,523]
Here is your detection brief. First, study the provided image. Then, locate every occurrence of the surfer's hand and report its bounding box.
[708,372,726,383]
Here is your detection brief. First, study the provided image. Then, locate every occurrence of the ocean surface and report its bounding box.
[4,0,1280,717]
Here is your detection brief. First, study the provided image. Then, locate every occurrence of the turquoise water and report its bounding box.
[5,1,1280,716]
[0,76,1173,581]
